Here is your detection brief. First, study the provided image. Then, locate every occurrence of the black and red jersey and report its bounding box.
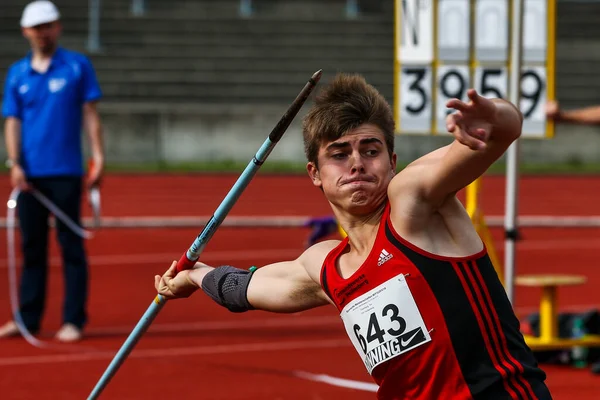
[320,202,550,400]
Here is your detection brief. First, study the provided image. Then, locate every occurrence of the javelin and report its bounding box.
[87,69,322,399]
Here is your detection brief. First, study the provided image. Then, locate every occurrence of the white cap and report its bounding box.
[20,1,60,28]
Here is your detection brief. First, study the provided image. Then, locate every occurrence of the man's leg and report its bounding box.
[49,177,88,333]
[17,185,50,334]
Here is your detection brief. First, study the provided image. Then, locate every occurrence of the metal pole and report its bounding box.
[87,0,101,53]
[240,0,252,17]
[504,0,525,304]
[346,0,359,18]
[131,0,146,17]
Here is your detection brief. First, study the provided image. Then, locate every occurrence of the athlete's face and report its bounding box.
[307,123,396,216]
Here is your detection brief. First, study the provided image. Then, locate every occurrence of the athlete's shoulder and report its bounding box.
[299,240,342,272]
[304,240,342,259]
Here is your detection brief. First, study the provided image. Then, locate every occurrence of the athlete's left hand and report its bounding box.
[445,89,497,151]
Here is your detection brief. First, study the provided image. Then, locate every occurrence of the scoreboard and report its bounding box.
[394,0,556,138]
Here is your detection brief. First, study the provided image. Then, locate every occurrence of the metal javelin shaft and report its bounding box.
[87,70,322,400]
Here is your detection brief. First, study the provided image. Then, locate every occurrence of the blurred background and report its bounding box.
[1,0,599,172]
[1,0,394,170]
[1,1,600,399]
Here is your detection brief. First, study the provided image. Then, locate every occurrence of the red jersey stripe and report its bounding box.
[468,260,538,400]
[452,261,523,399]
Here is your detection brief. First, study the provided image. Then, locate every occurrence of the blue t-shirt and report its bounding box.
[2,48,102,178]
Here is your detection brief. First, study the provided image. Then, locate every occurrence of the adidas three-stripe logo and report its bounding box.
[378,249,393,266]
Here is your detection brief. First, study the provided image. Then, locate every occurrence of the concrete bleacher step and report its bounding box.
[98,82,320,102]
[110,0,242,14]
[553,1,600,106]
[93,31,392,46]
[0,0,394,107]
[556,2,600,38]
[556,41,600,61]
[5,0,595,108]
[121,0,363,21]
[90,43,390,59]
[97,76,394,102]
[94,18,391,34]
[80,57,392,73]
[231,0,355,20]
[555,39,600,105]
[99,80,393,103]
[0,52,391,73]
[98,70,392,85]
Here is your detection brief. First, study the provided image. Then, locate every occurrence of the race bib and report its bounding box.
[340,275,431,374]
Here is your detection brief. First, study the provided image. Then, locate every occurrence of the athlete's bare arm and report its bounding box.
[389,89,522,211]
[384,90,521,256]
[155,240,338,313]
[546,100,600,125]
[246,241,336,312]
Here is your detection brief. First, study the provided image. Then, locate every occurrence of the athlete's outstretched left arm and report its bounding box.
[390,89,522,207]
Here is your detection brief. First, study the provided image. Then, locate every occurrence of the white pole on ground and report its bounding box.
[504,0,525,304]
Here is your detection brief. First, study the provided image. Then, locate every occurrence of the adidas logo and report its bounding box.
[377,249,393,266]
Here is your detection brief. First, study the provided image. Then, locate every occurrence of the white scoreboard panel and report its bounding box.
[394,0,555,138]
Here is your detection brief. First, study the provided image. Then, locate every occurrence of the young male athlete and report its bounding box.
[155,74,551,399]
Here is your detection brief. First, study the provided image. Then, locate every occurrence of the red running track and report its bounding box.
[0,174,598,399]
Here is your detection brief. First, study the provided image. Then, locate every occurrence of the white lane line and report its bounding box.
[86,315,341,336]
[0,249,302,269]
[0,338,351,367]
[2,214,600,228]
[293,370,379,392]
[3,236,600,271]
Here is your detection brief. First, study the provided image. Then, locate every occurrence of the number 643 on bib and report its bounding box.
[340,275,432,374]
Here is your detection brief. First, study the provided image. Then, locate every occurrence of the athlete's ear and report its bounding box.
[390,153,397,175]
[307,162,322,188]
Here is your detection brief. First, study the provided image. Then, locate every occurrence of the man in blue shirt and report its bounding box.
[0,1,104,342]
